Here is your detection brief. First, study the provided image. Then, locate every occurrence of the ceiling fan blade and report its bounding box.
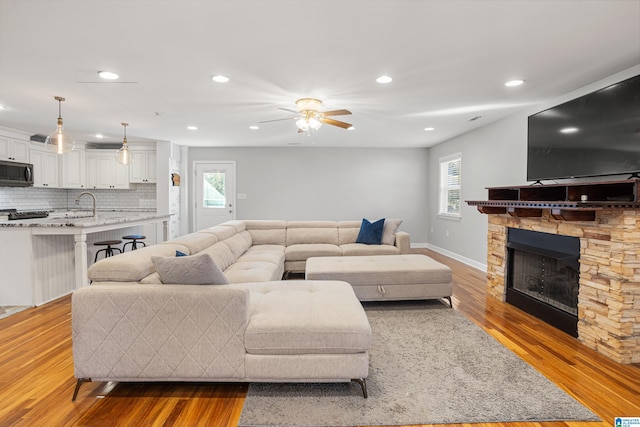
[259,117,297,123]
[320,117,353,129]
[278,107,299,114]
[322,109,352,117]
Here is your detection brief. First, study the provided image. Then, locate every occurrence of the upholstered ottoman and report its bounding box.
[305,254,453,304]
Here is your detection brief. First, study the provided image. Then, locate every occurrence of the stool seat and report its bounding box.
[94,240,122,262]
[122,235,147,251]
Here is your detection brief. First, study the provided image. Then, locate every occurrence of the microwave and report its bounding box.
[0,160,34,187]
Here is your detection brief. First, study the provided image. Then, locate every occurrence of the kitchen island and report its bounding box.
[0,211,170,306]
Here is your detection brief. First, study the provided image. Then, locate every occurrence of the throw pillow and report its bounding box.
[382,218,403,245]
[151,252,229,285]
[356,218,385,245]
[175,250,187,257]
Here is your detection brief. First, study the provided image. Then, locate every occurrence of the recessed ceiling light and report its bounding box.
[376,75,393,84]
[424,127,435,131]
[95,133,104,139]
[505,79,524,87]
[249,125,260,130]
[348,126,355,130]
[212,75,230,83]
[560,127,579,134]
[98,71,119,80]
[187,126,198,130]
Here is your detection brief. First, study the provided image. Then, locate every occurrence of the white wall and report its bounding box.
[427,65,640,270]
[188,147,430,242]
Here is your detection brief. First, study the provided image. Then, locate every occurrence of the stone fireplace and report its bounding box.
[486,210,639,364]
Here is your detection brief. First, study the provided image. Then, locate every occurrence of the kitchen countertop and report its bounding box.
[0,211,171,228]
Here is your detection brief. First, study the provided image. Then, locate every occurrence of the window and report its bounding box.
[438,153,461,219]
[202,171,226,208]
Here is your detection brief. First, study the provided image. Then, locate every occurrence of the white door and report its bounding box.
[194,161,236,230]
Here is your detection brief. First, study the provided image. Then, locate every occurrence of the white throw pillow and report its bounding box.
[151,252,229,285]
[381,219,403,246]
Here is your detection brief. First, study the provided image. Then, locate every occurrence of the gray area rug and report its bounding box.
[239,300,599,426]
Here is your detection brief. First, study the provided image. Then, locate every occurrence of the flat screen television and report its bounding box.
[527,73,640,182]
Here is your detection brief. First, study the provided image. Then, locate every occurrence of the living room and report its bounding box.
[1,1,639,426]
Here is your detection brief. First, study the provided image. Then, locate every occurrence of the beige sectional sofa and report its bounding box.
[87,219,410,284]
[72,219,409,400]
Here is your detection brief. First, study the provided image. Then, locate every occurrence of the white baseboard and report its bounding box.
[412,243,487,272]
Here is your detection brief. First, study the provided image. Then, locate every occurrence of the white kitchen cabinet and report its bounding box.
[0,136,30,162]
[130,150,156,183]
[61,147,86,189]
[85,150,130,189]
[30,146,59,188]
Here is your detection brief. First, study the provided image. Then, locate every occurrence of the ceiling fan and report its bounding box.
[260,98,352,133]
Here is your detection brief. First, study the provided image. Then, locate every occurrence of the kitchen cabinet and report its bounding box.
[130,150,156,183]
[30,146,59,188]
[0,136,29,162]
[61,147,86,189]
[85,150,130,189]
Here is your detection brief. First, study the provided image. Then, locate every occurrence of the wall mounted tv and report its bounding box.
[527,73,640,182]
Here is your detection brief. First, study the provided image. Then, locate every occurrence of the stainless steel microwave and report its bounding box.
[0,160,34,187]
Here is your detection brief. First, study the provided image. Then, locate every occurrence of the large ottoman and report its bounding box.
[305,254,453,304]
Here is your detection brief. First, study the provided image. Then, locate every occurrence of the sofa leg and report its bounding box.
[352,378,368,398]
[72,378,92,402]
[444,296,453,308]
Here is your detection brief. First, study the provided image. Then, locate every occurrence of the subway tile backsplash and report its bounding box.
[0,184,157,212]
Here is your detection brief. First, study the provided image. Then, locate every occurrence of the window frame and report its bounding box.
[438,152,462,220]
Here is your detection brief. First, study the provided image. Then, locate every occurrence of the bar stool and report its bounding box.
[122,234,147,251]
[94,240,123,262]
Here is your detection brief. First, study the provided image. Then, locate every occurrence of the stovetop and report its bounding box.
[0,209,50,220]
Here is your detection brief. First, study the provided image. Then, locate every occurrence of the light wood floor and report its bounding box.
[0,249,638,426]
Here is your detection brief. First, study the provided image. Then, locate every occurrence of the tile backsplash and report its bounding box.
[0,184,157,211]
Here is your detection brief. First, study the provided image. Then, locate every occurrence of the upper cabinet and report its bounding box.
[130,150,157,183]
[0,136,30,163]
[85,150,130,189]
[60,146,86,189]
[30,145,59,188]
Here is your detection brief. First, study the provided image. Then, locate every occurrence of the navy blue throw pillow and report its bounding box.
[175,250,187,257]
[356,218,385,245]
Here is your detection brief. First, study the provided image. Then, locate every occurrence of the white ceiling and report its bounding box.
[0,0,639,148]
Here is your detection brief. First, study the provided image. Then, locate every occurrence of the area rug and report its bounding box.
[238,300,599,426]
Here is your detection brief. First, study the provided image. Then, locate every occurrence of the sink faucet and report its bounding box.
[75,191,97,218]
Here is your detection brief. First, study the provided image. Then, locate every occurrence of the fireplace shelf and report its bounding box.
[466,179,640,221]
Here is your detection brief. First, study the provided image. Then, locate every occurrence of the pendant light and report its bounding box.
[45,96,74,154]
[115,122,131,165]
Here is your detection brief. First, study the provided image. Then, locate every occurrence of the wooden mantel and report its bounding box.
[466,179,640,221]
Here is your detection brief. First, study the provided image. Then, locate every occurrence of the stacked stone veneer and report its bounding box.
[487,209,640,364]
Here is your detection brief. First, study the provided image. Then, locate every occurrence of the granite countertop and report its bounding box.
[0,211,171,228]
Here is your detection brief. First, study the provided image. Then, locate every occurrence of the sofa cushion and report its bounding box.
[224,261,283,283]
[356,218,385,245]
[242,280,371,355]
[285,244,342,262]
[222,231,253,260]
[382,218,403,246]
[199,225,237,241]
[338,221,361,245]
[341,243,400,256]
[162,232,219,254]
[286,221,338,245]
[88,243,190,282]
[238,245,286,265]
[151,252,229,285]
[201,242,236,271]
[245,220,287,246]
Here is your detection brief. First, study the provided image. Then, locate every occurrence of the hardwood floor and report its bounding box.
[0,248,638,426]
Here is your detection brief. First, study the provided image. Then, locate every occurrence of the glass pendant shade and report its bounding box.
[115,122,131,165]
[45,97,74,154]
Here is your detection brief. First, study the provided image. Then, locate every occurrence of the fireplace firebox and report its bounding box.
[506,228,580,336]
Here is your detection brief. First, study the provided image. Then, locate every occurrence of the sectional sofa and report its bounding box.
[71,219,409,400]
